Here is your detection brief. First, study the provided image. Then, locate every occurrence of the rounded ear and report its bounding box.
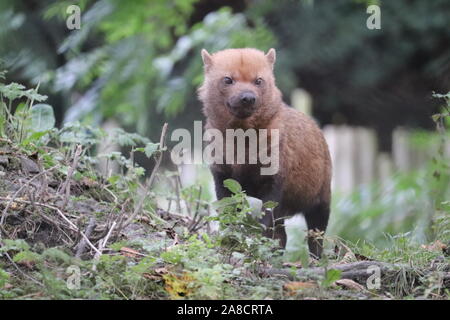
[265,48,276,66]
[201,49,213,71]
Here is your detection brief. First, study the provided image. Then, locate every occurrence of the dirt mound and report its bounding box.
[0,141,183,260]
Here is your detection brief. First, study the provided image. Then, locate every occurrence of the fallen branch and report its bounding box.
[262,261,402,282]
[263,261,450,290]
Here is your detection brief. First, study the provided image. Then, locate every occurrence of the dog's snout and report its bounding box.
[227,91,257,118]
[240,92,256,105]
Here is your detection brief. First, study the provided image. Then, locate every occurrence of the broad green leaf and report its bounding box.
[144,142,159,158]
[263,201,279,210]
[134,167,145,177]
[113,128,150,147]
[223,178,242,194]
[321,269,342,287]
[13,102,27,117]
[0,82,26,100]
[212,197,238,210]
[24,88,48,102]
[20,131,49,146]
[108,175,120,185]
[30,104,55,132]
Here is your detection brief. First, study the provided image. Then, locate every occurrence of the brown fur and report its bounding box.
[198,48,332,258]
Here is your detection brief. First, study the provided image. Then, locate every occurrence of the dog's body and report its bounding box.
[198,48,332,257]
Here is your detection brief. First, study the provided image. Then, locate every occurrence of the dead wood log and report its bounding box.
[263,261,404,282]
[262,261,450,289]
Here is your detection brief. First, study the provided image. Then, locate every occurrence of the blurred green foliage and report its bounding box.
[0,0,274,139]
[329,165,449,245]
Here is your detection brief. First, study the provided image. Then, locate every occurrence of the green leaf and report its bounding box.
[108,175,120,185]
[113,128,150,147]
[263,201,278,210]
[0,269,9,288]
[0,239,30,252]
[42,248,73,264]
[212,197,238,210]
[20,131,49,146]
[0,82,26,100]
[13,251,42,264]
[144,142,159,158]
[223,179,242,194]
[321,269,342,287]
[134,166,145,177]
[23,88,48,102]
[13,102,27,117]
[299,247,310,269]
[30,104,55,132]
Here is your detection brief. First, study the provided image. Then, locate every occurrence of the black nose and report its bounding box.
[240,92,256,105]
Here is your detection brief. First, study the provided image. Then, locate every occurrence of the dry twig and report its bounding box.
[122,123,168,228]
[59,144,82,210]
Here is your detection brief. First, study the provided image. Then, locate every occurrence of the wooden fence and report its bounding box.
[323,125,449,193]
[292,88,450,193]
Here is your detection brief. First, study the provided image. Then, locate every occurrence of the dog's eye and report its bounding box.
[254,78,263,85]
[223,77,233,85]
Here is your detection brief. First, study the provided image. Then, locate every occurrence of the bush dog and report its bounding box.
[198,48,332,258]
